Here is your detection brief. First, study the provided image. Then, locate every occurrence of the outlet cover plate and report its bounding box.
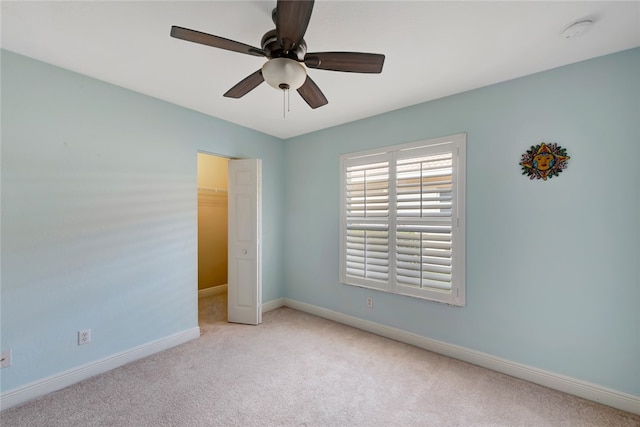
[78,329,91,345]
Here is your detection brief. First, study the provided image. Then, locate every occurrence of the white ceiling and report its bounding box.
[2,1,639,139]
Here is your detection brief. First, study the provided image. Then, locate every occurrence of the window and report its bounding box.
[339,133,466,306]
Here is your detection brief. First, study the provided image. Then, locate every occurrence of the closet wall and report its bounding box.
[197,153,229,291]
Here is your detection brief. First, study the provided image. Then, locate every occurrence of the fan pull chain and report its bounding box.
[279,83,293,119]
[281,87,293,119]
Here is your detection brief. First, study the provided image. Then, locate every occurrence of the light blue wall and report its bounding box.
[0,50,284,392]
[2,47,638,400]
[283,48,640,396]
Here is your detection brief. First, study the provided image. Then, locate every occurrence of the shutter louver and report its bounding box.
[345,161,389,282]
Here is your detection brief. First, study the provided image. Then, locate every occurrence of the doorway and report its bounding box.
[197,153,263,327]
[197,152,229,328]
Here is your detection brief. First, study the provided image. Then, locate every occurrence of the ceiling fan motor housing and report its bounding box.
[261,29,306,60]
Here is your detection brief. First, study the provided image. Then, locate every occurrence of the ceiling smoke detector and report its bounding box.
[562,20,593,39]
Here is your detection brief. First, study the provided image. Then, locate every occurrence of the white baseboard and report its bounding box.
[0,327,200,412]
[262,298,285,313]
[283,298,640,415]
[198,284,228,298]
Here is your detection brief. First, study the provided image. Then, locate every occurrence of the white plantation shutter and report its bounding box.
[345,226,389,281]
[396,151,454,293]
[340,134,466,305]
[342,155,391,290]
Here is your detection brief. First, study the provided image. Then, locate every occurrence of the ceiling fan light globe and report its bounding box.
[262,58,307,90]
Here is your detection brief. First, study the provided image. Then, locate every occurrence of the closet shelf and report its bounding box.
[198,187,228,194]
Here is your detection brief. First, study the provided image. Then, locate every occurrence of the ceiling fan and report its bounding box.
[170,0,385,109]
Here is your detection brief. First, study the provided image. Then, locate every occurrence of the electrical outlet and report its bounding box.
[78,329,91,345]
[1,349,12,368]
[366,297,373,308]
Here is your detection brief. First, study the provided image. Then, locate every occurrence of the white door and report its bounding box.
[227,159,262,325]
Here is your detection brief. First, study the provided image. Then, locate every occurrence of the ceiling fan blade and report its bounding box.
[297,76,328,109]
[304,52,385,73]
[223,70,265,98]
[171,26,265,57]
[276,0,314,53]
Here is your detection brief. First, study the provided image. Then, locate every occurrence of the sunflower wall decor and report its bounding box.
[519,142,570,181]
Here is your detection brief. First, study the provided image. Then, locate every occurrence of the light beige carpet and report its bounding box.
[1,293,639,426]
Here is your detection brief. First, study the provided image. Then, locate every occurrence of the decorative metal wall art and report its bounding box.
[520,142,570,181]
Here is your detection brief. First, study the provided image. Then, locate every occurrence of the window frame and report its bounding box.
[339,133,466,306]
